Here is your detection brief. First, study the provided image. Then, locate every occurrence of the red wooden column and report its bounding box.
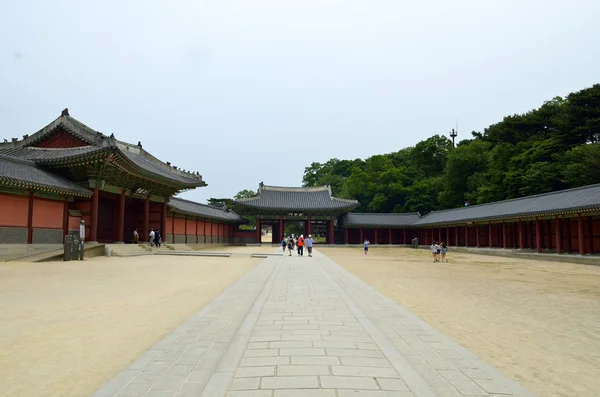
[502,221,507,249]
[403,228,407,245]
[171,215,175,243]
[161,201,167,244]
[446,226,450,245]
[307,218,312,236]
[518,220,524,249]
[256,217,261,243]
[62,200,69,242]
[578,215,585,255]
[360,227,363,243]
[210,220,214,244]
[344,228,349,244]
[279,217,284,241]
[535,218,542,253]
[475,224,480,247]
[90,187,99,242]
[555,217,562,254]
[142,196,149,244]
[454,226,459,246]
[203,220,207,244]
[588,216,595,255]
[565,219,572,253]
[184,218,188,243]
[488,222,493,248]
[388,228,392,245]
[438,226,442,243]
[27,192,34,244]
[328,216,334,244]
[116,190,125,242]
[374,227,378,245]
[431,228,434,243]
[195,217,199,244]
[465,226,469,247]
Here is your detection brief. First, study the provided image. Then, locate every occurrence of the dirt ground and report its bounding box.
[0,250,268,397]
[319,247,600,397]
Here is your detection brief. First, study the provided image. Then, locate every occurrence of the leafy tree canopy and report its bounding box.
[301,84,600,214]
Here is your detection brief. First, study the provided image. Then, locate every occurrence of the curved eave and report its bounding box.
[0,177,92,197]
[35,147,205,189]
[415,206,600,227]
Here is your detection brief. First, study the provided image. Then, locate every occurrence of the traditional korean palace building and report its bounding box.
[1,110,599,256]
[236,182,600,256]
[0,109,246,246]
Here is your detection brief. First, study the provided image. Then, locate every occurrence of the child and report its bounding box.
[431,241,438,262]
[364,239,370,255]
[281,237,287,251]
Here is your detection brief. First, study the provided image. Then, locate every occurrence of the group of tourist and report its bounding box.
[431,241,448,262]
[282,234,314,257]
[131,228,162,247]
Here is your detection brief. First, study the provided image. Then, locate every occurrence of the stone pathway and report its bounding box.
[92,250,538,397]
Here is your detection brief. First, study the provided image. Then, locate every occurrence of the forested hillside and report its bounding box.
[302,84,600,214]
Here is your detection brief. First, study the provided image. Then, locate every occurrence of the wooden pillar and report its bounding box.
[566,219,572,253]
[360,227,363,243]
[62,200,69,243]
[488,222,493,248]
[588,216,595,254]
[388,228,392,244]
[279,216,284,241]
[502,221,507,249]
[328,216,334,244]
[535,218,542,253]
[577,215,585,255]
[431,228,435,243]
[142,195,149,244]
[403,228,407,245]
[307,218,312,236]
[454,226,459,246]
[438,226,442,243]
[555,217,562,254]
[116,190,125,242]
[475,224,480,248]
[256,217,261,244]
[203,219,207,244]
[445,226,450,245]
[171,215,175,243]
[465,226,469,247]
[27,192,34,244]
[184,216,188,244]
[374,227,378,245]
[210,220,213,244]
[195,217,199,244]
[518,220,524,249]
[345,228,349,244]
[161,201,167,244]
[90,187,99,242]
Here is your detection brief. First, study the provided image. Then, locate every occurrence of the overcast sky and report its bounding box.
[1,0,599,203]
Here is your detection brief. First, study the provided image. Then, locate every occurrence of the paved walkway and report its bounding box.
[92,250,538,397]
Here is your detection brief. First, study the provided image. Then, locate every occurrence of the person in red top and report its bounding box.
[297,235,304,257]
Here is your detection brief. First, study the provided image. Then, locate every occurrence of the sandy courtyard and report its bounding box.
[0,248,270,397]
[320,247,600,397]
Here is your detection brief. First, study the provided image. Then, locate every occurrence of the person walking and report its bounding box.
[154,229,162,248]
[441,242,448,262]
[431,241,437,262]
[281,237,287,251]
[132,229,139,244]
[297,235,304,257]
[305,234,314,257]
[287,236,293,256]
[149,229,155,247]
[363,239,370,255]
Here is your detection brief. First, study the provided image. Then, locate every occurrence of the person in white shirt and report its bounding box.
[431,241,439,262]
[149,229,155,247]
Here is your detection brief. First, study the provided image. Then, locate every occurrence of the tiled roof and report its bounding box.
[0,110,205,187]
[414,184,600,226]
[235,184,360,212]
[168,197,247,223]
[0,154,92,197]
[339,212,421,228]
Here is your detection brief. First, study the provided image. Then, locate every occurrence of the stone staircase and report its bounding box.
[105,244,154,257]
